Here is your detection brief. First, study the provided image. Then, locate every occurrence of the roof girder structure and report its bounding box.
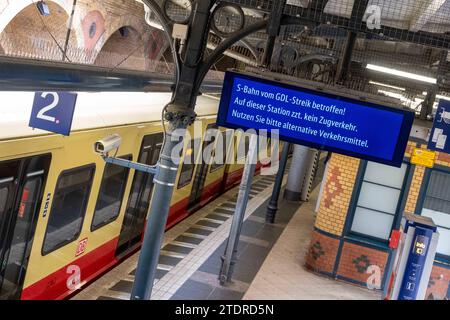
[226,0,450,49]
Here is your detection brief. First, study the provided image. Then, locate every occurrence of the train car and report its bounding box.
[0,91,274,300]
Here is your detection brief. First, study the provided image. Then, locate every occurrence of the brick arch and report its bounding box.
[0,0,73,34]
[91,13,146,56]
[94,25,146,70]
[79,9,106,62]
[0,1,77,60]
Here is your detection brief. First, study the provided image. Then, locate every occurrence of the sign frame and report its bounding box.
[216,71,415,167]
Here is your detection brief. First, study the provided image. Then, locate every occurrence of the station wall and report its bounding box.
[306,140,450,300]
[0,0,167,69]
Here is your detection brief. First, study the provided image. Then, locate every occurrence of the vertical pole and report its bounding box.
[265,142,290,223]
[260,0,286,67]
[131,122,187,300]
[420,89,436,120]
[261,36,276,67]
[382,248,396,299]
[62,0,77,62]
[420,49,445,120]
[335,31,356,84]
[284,145,310,201]
[219,134,258,285]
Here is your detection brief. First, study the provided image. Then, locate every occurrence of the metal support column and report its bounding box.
[62,0,77,61]
[334,0,367,83]
[265,142,290,223]
[261,0,286,67]
[420,89,437,120]
[131,125,187,300]
[219,134,259,285]
[420,49,447,120]
[284,145,310,202]
[260,0,289,223]
[335,31,357,84]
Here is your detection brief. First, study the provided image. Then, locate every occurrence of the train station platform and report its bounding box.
[242,184,379,300]
[72,154,381,301]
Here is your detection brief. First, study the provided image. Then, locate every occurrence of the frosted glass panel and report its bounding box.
[436,227,450,256]
[357,182,401,214]
[351,207,394,240]
[364,162,407,189]
[421,170,450,256]
[422,209,450,229]
[427,171,450,202]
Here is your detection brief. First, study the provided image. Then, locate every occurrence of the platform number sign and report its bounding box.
[29,92,78,136]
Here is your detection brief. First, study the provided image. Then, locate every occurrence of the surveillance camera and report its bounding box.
[94,134,122,155]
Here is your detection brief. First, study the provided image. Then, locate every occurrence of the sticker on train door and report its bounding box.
[76,238,88,257]
[18,187,30,218]
[42,193,51,218]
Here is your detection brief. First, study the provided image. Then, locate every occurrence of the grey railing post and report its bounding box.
[219,134,259,285]
[265,142,290,223]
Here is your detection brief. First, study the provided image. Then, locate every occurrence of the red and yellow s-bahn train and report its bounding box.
[0,91,274,300]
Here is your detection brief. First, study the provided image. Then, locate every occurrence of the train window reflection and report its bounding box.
[2,177,42,292]
[91,156,131,231]
[210,130,232,173]
[42,165,95,255]
[177,138,201,189]
[0,186,8,215]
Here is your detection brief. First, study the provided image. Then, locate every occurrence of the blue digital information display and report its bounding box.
[217,71,414,167]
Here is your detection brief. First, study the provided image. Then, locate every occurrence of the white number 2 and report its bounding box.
[37,92,59,122]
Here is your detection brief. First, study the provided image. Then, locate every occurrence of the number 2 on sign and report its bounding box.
[36,92,59,122]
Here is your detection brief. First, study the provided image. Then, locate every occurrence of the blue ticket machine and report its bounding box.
[391,213,439,300]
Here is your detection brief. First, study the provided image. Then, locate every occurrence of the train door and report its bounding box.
[0,154,51,300]
[115,133,163,257]
[187,124,217,212]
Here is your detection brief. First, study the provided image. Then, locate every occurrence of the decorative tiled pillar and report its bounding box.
[305,154,360,275]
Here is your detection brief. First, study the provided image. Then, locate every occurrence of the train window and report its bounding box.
[115,133,163,256]
[91,156,131,231]
[420,170,450,257]
[2,177,42,288]
[177,138,201,189]
[0,185,9,237]
[42,165,95,255]
[210,131,232,173]
[235,134,250,162]
[0,186,8,215]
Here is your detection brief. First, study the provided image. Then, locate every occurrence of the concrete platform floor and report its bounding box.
[243,183,381,300]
